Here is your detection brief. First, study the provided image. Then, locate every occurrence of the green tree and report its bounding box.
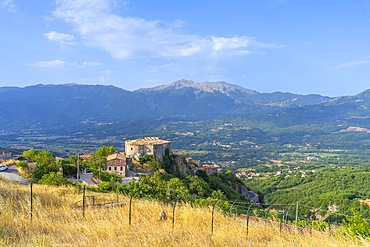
[32,163,59,182]
[167,177,190,202]
[62,163,77,177]
[117,180,141,197]
[139,154,160,171]
[211,190,227,201]
[96,146,116,158]
[22,149,55,166]
[161,148,179,176]
[117,172,167,201]
[22,148,39,160]
[36,150,56,166]
[195,169,209,182]
[139,154,155,165]
[343,210,370,237]
[38,172,71,186]
[98,178,117,192]
[23,149,58,182]
[188,175,212,197]
[87,151,108,181]
[16,161,28,171]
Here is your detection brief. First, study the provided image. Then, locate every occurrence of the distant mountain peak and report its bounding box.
[136,79,258,95]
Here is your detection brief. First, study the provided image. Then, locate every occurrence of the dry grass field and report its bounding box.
[0,177,369,247]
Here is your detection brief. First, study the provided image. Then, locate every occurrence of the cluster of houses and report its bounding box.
[104,137,222,177]
[1,137,222,179]
[84,137,222,178]
[98,137,173,177]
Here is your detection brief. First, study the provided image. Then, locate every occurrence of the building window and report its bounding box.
[108,167,111,171]
[114,167,117,171]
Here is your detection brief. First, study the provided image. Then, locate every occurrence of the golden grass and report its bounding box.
[0,178,369,247]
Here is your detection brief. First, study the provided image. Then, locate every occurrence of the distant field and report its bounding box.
[282,152,346,158]
[301,152,346,158]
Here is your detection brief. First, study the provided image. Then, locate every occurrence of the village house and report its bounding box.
[202,164,221,175]
[186,157,201,167]
[125,137,172,161]
[79,154,91,160]
[0,150,12,160]
[106,152,132,177]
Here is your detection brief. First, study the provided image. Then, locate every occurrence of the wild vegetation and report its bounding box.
[1,177,369,246]
[241,151,370,234]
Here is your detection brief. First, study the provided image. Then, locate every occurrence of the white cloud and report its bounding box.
[32,60,66,69]
[81,61,102,67]
[31,59,102,69]
[212,36,251,51]
[0,0,16,12]
[332,57,370,70]
[44,31,75,44]
[52,0,279,59]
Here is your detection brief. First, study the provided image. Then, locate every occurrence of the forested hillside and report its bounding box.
[242,152,370,224]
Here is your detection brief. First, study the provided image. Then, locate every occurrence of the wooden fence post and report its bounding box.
[129,194,133,225]
[246,203,253,239]
[211,199,219,235]
[82,185,86,219]
[30,182,33,220]
[172,201,177,233]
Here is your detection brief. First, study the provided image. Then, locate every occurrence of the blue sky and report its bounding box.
[1,0,370,96]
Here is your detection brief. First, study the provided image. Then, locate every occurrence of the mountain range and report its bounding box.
[0,79,344,129]
[2,79,370,155]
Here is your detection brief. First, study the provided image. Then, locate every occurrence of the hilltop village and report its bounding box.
[0,137,222,184]
[83,137,221,181]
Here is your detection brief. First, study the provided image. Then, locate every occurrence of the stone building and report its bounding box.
[125,137,172,161]
[106,152,132,177]
[202,164,221,175]
[186,157,201,167]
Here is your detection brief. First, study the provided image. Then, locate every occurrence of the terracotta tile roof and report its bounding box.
[107,152,126,161]
[202,164,220,169]
[126,137,171,146]
[79,154,90,160]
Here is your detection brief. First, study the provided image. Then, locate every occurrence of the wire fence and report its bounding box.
[17,183,364,238]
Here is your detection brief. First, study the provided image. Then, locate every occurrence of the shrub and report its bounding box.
[38,172,71,186]
[343,210,370,237]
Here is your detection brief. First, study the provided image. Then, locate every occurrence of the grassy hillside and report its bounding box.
[0,178,368,246]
